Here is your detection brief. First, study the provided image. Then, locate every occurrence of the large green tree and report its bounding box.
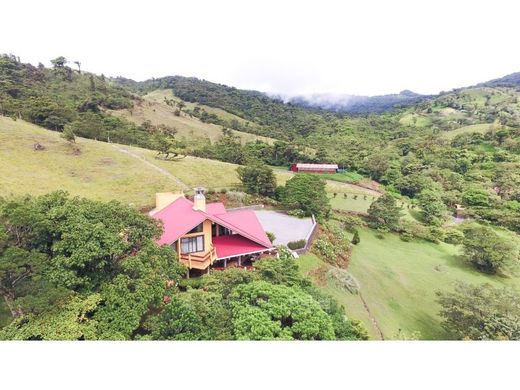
[461,225,517,274]
[417,189,447,226]
[237,162,277,196]
[367,194,402,231]
[230,280,335,340]
[437,282,520,340]
[281,174,330,218]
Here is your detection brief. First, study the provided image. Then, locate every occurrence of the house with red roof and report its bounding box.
[290,163,339,173]
[150,188,275,276]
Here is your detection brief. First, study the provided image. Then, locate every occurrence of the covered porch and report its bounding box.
[185,234,275,277]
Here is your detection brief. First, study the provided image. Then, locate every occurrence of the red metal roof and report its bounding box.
[212,210,272,248]
[152,197,206,245]
[151,198,272,249]
[295,163,338,169]
[212,234,270,259]
[205,202,226,214]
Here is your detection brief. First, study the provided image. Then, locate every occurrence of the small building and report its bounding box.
[150,189,275,276]
[290,163,339,173]
[454,203,466,219]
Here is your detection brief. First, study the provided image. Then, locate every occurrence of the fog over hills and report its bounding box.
[271,90,430,113]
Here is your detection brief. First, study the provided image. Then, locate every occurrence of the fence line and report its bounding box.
[294,214,318,255]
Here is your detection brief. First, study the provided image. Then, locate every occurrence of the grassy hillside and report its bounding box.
[0,116,294,208]
[110,89,276,144]
[300,227,520,340]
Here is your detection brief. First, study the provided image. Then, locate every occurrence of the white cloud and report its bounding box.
[1,0,519,96]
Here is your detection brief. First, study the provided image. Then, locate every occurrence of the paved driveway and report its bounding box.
[254,210,314,246]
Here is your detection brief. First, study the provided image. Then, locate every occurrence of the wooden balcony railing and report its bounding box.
[180,244,217,270]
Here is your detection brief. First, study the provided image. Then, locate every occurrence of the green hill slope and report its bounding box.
[0,116,294,208]
[110,89,275,144]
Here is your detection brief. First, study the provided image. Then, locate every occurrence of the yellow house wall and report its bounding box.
[179,219,213,255]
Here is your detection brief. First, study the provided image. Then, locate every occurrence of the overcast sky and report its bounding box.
[2,0,519,96]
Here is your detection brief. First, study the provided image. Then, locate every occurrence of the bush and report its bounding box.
[178,278,205,291]
[340,215,364,232]
[399,231,413,242]
[351,230,360,245]
[327,267,360,294]
[443,228,464,245]
[266,231,276,243]
[287,209,306,218]
[287,239,306,250]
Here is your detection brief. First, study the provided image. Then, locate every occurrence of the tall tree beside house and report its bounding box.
[280,174,330,219]
[237,162,277,196]
[367,194,402,231]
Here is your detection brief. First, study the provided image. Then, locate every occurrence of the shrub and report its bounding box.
[327,267,360,294]
[351,230,360,245]
[287,209,306,218]
[178,278,205,291]
[399,231,413,242]
[287,239,306,250]
[266,231,276,243]
[443,228,464,245]
[226,191,246,205]
[340,215,364,232]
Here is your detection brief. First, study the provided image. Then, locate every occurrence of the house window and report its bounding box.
[218,225,232,236]
[187,223,203,234]
[181,235,204,254]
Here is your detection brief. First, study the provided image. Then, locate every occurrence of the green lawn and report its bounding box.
[299,227,520,340]
[328,193,378,213]
[399,113,433,128]
[441,123,495,140]
[315,171,364,184]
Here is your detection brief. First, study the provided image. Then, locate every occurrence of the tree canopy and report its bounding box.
[437,282,520,340]
[280,174,330,218]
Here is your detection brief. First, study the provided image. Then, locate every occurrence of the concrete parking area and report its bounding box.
[254,210,315,246]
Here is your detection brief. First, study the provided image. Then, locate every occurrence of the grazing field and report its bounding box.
[314,171,364,184]
[110,89,275,144]
[299,227,520,340]
[440,123,495,139]
[0,116,290,208]
[399,113,433,128]
[328,193,378,213]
